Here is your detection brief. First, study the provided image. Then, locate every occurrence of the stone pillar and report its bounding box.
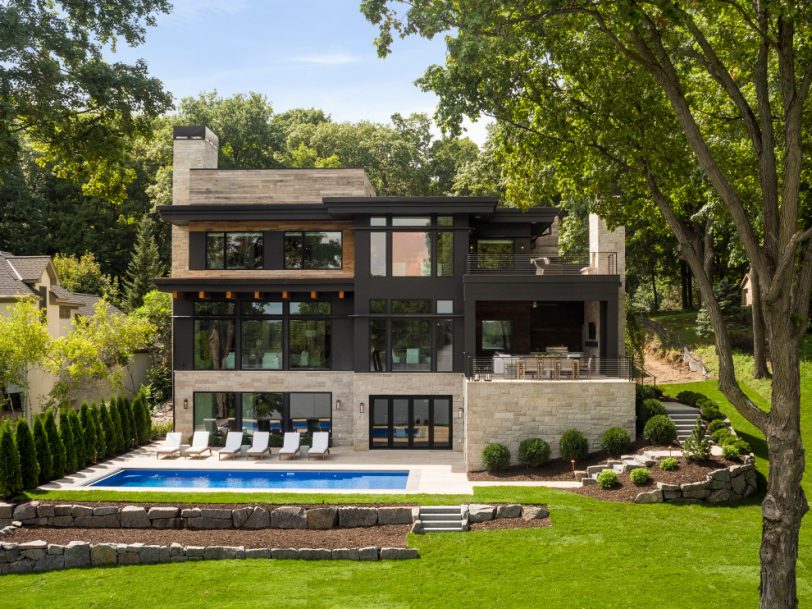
[172,126,219,206]
[589,214,625,356]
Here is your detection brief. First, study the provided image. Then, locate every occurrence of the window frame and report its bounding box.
[205,232,264,270]
[284,231,344,270]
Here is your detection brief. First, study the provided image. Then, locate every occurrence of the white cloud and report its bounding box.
[292,52,363,65]
[162,0,250,25]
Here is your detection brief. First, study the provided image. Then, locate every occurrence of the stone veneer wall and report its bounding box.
[464,379,635,471]
[174,371,465,451]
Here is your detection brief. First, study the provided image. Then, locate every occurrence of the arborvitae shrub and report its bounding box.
[15,418,39,490]
[92,405,106,460]
[707,419,727,433]
[44,410,66,479]
[140,395,153,445]
[33,416,52,483]
[60,410,77,475]
[118,397,132,450]
[79,403,96,463]
[132,393,147,445]
[559,429,589,461]
[108,398,124,454]
[0,424,22,498]
[68,410,87,470]
[637,398,666,430]
[99,403,115,459]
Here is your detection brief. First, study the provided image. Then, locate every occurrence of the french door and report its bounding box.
[369,396,452,449]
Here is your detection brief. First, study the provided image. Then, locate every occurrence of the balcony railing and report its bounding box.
[466,355,634,381]
[465,252,618,275]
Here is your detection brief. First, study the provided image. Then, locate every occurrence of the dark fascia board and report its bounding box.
[157,204,333,225]
[485,207,562,223]
[154,277,355,293]
[463,274,622,301]
[323,196,498,216]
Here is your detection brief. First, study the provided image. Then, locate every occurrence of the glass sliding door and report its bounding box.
[369,396,453,449]
[371,398,390,448]
[392,399,410,447]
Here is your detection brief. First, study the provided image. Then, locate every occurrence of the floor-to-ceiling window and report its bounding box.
[368,396,453,449]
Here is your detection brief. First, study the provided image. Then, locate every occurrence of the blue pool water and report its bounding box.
[89,469,410,490]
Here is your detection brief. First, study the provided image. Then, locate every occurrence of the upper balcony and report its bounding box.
[465,252,619,276]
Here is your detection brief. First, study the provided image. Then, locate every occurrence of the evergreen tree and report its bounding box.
[118,397,132,450]
[15,418,39,490]
[99,403,115,459]
[91,405,106,461]
[0,423,22,498]
[69,410,86,470]
[44,410,66,479]
[60,410,77,474]
[33,415,52,484]
[108,398,124,454]
[122,215,164,312]
[133,392,151,445]
[79,402,94,462]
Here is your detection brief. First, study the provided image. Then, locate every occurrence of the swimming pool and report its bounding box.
[89,469,410,490]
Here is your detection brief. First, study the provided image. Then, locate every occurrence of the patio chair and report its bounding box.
[185,431,212,459]
[279,432,301,460]
[218,431,243,460]
[559,358,576,379]
[307,432,330,460]
[247,431,271,459]
[156,432,182,459]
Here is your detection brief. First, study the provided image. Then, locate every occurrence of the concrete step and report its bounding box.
[420,526,466,532]
[419,506,461,514]
[420,513,461,522]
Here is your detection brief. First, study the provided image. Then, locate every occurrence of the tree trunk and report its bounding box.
[680,260,691,309]
[651,268,659,312]
[760,317,808,609]
[751,270,770,378]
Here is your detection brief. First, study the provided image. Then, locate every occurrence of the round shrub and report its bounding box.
[722,443,741,460]
[559,429,589,461]
[659,457,679,471]
[700,403,724,421]
[643,415,677,446]
[482,443,511,471]
[707,419,727,433]
[597,469,619,489]
[676,390,705,406]
[518,438,551,468]
[635,384,662,404]
[637,398,666,427]
[601,427,631,458]
[630,467,650,485]
[711,428,732,443]
[726,438,751,455]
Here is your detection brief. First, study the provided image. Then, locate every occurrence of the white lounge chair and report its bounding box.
[247,431,271,459]
[307,432,330,460]
[185,431,212,459]
[279,432,301,460]
[156,432,182,459]
[218,431,243,460]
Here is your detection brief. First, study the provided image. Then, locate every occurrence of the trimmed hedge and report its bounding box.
[560,429,589,461]
[643,415,677,445]
[518,438,551,468]
[675,390,705,406]
[601,427,631,458]
[482,443,511,471]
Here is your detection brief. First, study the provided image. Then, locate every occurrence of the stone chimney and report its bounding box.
[589,214,626,357]
[172,126,219,205]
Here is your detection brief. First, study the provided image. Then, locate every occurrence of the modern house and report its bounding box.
[158,126,635,470]
[0,252,148,418]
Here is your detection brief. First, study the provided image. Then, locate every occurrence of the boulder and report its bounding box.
[467,504,495,523]
[150,518,183,530]
[186,517,229,530]
[20,540,47,561]
[200,508,231,520]
[656,482,680,491]
[120,506,150,528]
[93,506,118,516]
[243,508,271,530]
[118,551,140,565]
[708,489,736,503]
[331,548,360,561]
[47,544,65,555]
[232,507,253,529]
[13,502,38,521]
[380,547,419,560]
[298,548,331,560]
[90,544,118,566]
[71,505,93,517]
[377,507,413,525]
[358,546,380,561]
[521,506,550,520]
[682,489,711,499]
[271,548,300,560]
[271,507,307,530]
[223,546,245,559]
[709,468,731,482]
[74,514,120,528]
[37,504,55,518]
[37,554,65,572]
[50,516,74,528]
[148,507,179,520]
[181,508,201,519]
[64,541,91,569]
[495,504,522,519]
[306,508,338,530]
[140,545,162,564]
[245,548,271,559]
[663,490,683,500]
[169,543,184,558]
[185,546,205,560]
[634,490,664,504]
[53,505,73,517]
[0,503,13,519]
[731,475,747,494]
[338,507,378,528]
[203,546,226,560]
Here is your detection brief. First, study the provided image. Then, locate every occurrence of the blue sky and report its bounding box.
[110,0,490,144]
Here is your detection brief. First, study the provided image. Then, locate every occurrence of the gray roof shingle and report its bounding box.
[5,256,52,282]
[0,257,35,298]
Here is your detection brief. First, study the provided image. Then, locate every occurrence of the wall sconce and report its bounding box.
[183,398,189,410]
[335,399,342,411]
[253,291,261,300]
[198,291,206,300]
[338,291,345,300]
[225,291,234,300]
[519,243,526,253]
[468,244,475,253]
[457,407,464,419]
[310,291,318,300]
[282,290,289,300]
[359,401,365,414]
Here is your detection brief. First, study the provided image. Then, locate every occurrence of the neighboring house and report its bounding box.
[741,268,753,307]
[0,252,148,418]
[158,126,635,470]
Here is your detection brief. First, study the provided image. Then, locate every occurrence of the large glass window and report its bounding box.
[290,302,331,315]
[241,301,282,316]
[194,393,238,434]
[437,232,453,276]
[370,232,387,276]
[392,217,431,227]
[391,319,432,371]
[392,232,432,276]
[206,233,263,269]
[476,239,513,270]
[370,299,387,314]
[289,393,332,434]
[370,319,387,371]
[285,231,342,269]
[289,320,331,368]
[194,320,236,369]
[241,320,282,369]
[435,319,454,372]
[194,301,235,316]
[481,320,512,351]
[391,299,431,314]
[242,393,283,435]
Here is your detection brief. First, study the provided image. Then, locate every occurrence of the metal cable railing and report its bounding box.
[467,355,633,381]
[465,252,617,275]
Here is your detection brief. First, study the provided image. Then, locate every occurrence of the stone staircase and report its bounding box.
[665,403,703,442]
[583,453,659,483]
[412,506,468,533]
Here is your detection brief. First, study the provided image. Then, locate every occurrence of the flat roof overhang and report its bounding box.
[323,196,499,217]
[463,274,622,301]
[157,204,333,225]
[154,278,355,293]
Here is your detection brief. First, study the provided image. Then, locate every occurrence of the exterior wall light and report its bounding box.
[457,407,464,419]
[335,399,342,411]
[183,398,189,410]
[519,243,526,253]
[359,401,365,414]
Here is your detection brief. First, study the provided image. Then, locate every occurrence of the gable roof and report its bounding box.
[0,257,35,298]
[67,292,124,317]
[5,256,55,282]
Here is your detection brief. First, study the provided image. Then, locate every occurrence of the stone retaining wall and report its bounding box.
[0,503,413,531]
[634,461,757,504]
[0,540,417,574]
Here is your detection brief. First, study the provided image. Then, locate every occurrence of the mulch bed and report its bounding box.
[570,455,740,503]
[7,525,411,549]
[470,517,551,531]
[34,501,414,510]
